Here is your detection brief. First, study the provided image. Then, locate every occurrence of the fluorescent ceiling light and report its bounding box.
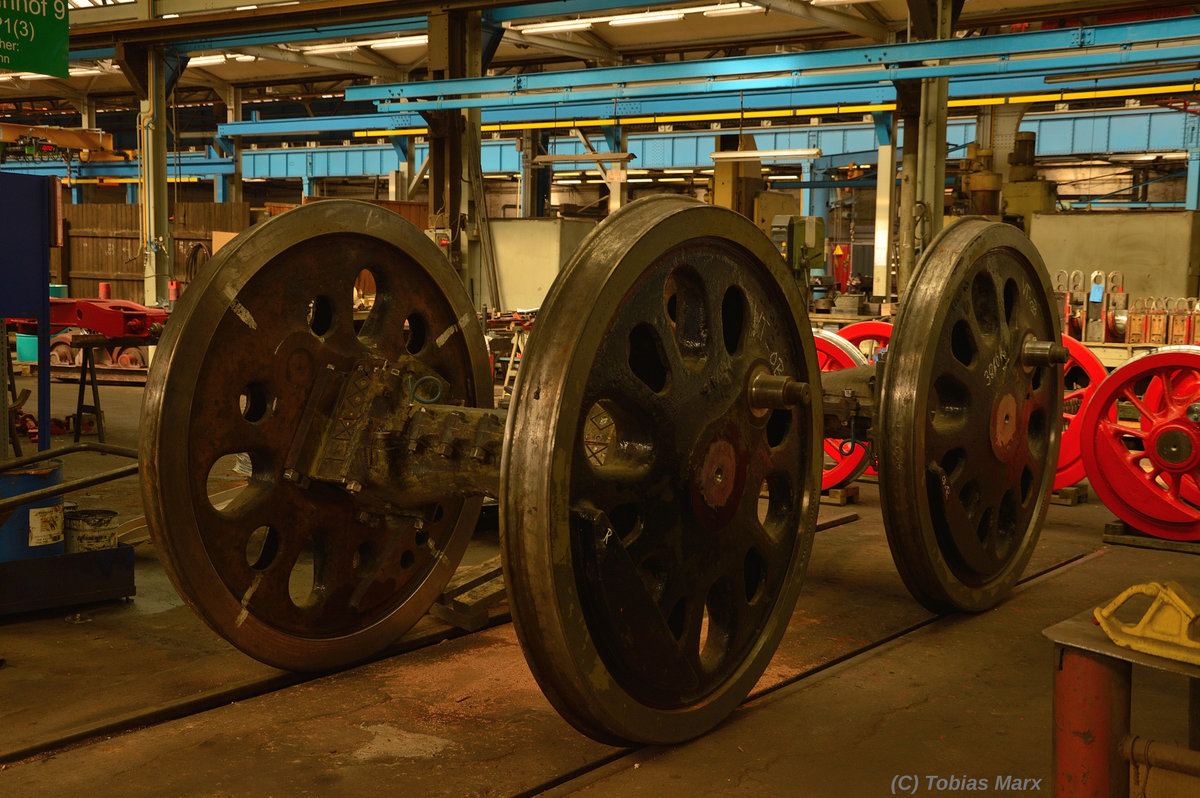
[1043,62,1200,83]
[663,168,694,174]
[703,3,765,17]
[371,35,430,51]
[188,55,228,66]
[659,177,688,182]
[608,11,685,26]
[766,175,801,180]
[302,35,428,55]
[629,178,653,182]
[710,148,822,161]
[556,179,582,184]
[519,20,593,34]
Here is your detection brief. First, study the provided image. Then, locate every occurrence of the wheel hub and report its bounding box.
[696,438,738,510]
[1151,425,1200,469]
[989,391,1020,462]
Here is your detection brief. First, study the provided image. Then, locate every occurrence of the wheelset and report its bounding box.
[142,202,1065,745]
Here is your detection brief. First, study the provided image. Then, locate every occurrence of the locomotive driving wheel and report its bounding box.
[878,219,1064,613]
[140,200,490,671]
[501,196,821,745]
[1080,346,1200,541]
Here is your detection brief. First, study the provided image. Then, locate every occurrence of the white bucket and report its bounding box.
[64,509,118,554]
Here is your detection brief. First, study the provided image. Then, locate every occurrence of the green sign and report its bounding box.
[0,1,68,78]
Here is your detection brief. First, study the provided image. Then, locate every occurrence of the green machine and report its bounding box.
[770,215,827,308]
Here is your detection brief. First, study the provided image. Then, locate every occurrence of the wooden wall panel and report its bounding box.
[51,202,250,303]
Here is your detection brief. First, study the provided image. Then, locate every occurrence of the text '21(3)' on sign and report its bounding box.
[0,1,68,78]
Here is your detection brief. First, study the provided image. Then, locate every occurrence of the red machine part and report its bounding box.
[813,329,870,490]
[1056,336,1108,491]
[8,298,169,338]
[837,320,892,364]
[1080,347,1200,540]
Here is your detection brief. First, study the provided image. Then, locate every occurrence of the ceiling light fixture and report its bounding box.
[188,55,228,66]
[608,10,685,26]
[518,20,594,34]
[703,3,765,17]
[710,148,822,162]
[302,35,428,55]
[1043,62,1200,83]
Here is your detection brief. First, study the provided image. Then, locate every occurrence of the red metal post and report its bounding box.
[1054,645,1132,798]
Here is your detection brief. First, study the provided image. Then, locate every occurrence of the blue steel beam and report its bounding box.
[231,108,1191,180]
[1,152,232,179]
[348,17,1200,101]
[5,108,1190,182]
[220,69,1200,139]
[368,44,1200,113]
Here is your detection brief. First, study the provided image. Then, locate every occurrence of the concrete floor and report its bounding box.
[0,376,1197,796]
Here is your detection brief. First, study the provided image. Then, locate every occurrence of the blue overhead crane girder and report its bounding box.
[347,17,1200,103]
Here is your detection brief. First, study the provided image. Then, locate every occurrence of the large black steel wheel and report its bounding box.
[140,200,490,671]
[500,196,822,745]
[878,218,1063,613]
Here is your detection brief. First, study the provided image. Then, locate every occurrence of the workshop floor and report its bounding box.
[0,377,1197,796]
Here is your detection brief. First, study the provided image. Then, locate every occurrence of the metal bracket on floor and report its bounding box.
[429,554,506,632]
[1095,581,1200,666]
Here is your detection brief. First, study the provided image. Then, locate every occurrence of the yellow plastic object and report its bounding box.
[1094,582,1200,666]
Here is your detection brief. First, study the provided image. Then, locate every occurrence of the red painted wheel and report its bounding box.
[1055,336,1107,491]
[1141,354,1200,506]
[837,320,892,364]
[837,321,892,477]
[1080,346,1200,540]
[814,329,869,490]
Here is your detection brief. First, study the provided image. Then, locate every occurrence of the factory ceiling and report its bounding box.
[1,1,1196,120]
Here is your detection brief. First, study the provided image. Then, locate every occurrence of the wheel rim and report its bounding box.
[813,329,870,490]
[140,200,489,670]
[1055,335,1107,491]
[1081,346,1200,540]
[501,196,821,745]
[878,218,1062,613]
[837,320,893,364]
